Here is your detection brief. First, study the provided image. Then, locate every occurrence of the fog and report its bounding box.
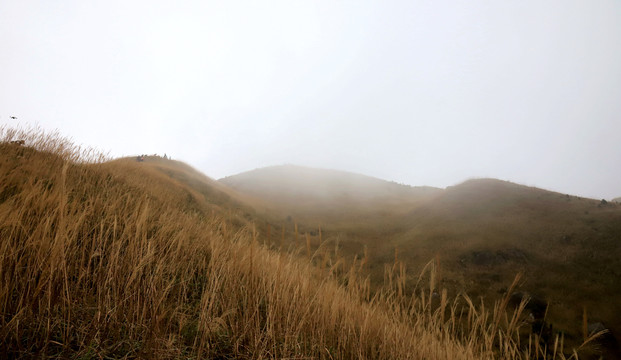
[1,1,620,199]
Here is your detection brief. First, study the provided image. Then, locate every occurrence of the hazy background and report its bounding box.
[1,0,620,199]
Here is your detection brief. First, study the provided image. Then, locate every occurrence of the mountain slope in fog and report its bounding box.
[219,165,440,222]
[219,168,621,358]
[392,178,621,356]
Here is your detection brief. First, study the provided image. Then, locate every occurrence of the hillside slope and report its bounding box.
[2,128,554,359]
[220,165,441,225]
[116,155,266,224]
[221,170,621,358]
[220,165,439,202]
[393,179,621,345]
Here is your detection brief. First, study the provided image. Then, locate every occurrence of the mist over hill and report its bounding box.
[219,164,440,203]
[218,166,621,358]
[219,165,441,226]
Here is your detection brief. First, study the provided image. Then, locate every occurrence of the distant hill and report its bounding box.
[372,178,621,351]
[221,171,621,358]
[612,197,621,203]
[219,165,440,224]
[219,165,439,202]
[384,179,621,358]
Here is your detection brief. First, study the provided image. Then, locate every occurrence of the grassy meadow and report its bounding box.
[0,126,608,359]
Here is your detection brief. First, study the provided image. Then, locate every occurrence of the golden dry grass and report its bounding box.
[230,167,621,358]
[0,126,597,359]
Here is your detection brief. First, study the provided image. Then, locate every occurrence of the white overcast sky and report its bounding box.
[1,1,620,199]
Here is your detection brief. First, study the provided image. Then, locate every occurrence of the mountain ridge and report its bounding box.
[219,164,440,199]
[216,164,621,358]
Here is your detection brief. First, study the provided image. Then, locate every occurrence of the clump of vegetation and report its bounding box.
[0,126,602,359]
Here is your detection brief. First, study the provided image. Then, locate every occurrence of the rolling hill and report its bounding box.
[4,127,554,359]
[220,167,621,358]
[220,165,441,226]
[395,179,621,348]
[2,126,617,358]
[219,164,439,204]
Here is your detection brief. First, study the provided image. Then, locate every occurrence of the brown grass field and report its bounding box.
[221,170,621,359]
[0,126,609,359]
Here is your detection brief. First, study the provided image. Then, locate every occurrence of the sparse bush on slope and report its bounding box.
[0,127,597,359]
